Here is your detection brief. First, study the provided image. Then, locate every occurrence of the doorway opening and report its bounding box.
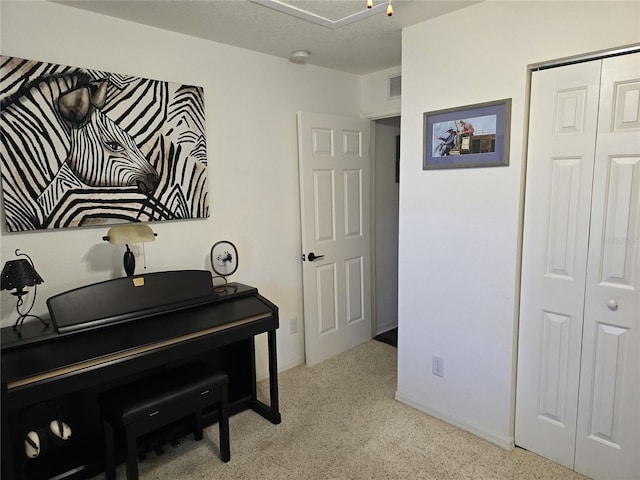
[372,116,400,347]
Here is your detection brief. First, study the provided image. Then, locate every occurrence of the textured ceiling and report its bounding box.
[52,0,479,75]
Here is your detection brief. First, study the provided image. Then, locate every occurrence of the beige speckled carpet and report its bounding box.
[95,340,589,480]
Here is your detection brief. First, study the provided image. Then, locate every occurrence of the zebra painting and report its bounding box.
[0,56,209,231]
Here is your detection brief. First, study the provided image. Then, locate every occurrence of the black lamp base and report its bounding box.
[13,314,49,332]
[11,290,49,333]
[123,246,135,277]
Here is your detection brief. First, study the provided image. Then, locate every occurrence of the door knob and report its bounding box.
[307,252,325,262]
[606,299,618,311]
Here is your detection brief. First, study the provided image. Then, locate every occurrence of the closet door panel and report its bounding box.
[575,53,640,480]
[515,60,602,469]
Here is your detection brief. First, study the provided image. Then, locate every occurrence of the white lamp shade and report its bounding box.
[105,224,155,245]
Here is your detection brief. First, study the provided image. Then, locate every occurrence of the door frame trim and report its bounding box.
[529,43,640,72]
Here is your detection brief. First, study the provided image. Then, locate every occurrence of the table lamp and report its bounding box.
[103,224,156,276]
[1,249,48,331]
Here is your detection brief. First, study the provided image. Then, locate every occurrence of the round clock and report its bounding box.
[210,240,238,279]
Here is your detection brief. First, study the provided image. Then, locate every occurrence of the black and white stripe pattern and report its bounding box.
[0,56,209,231]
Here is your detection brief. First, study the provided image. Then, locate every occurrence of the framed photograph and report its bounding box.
[423,98,511,170]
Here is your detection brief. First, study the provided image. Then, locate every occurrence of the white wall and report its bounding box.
[361,66,401,119]
[397,1,640,449]
[0,0,362,378]
[374,119,400,334]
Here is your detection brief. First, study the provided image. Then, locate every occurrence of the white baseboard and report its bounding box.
[279,355,305,373]
[395,390,514,450]
[256,355,305,383]
[375,321,397,336]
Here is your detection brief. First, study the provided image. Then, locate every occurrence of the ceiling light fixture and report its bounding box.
[366,0,392,16]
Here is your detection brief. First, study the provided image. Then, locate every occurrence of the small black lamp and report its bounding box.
[1,249,48,331]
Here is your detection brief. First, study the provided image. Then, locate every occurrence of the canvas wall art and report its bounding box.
[0,56,209,231]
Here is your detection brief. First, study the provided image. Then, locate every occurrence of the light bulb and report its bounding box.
[387,0,393,16]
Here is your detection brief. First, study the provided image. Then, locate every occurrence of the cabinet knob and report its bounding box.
[606,299,618,311]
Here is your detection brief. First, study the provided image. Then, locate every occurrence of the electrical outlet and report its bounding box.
[289,318,298,335]
[432,355,444,378]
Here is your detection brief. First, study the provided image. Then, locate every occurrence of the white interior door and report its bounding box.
[516,52,640,480]
[574,53,640,480]
[297,112,372,366]
[516,59,602,468]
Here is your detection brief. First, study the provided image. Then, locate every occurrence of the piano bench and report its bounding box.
[100,362,230,480]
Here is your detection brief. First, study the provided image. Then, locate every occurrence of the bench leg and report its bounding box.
[103,420,116,480]
[219,384,230,463]
[125,428,139,480]
[194,410,203,441]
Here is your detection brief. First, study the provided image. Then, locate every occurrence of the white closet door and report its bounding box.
[574,52,640,480]
[515,60,602,469]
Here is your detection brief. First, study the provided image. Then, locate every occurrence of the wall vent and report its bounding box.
[388,74,401,99]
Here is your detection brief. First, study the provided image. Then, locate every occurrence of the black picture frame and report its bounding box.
[423,98,511,170]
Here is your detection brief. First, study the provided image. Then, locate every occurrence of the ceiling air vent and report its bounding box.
[388,74,401,99]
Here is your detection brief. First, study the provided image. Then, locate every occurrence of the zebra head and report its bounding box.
[57,80,160,195]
